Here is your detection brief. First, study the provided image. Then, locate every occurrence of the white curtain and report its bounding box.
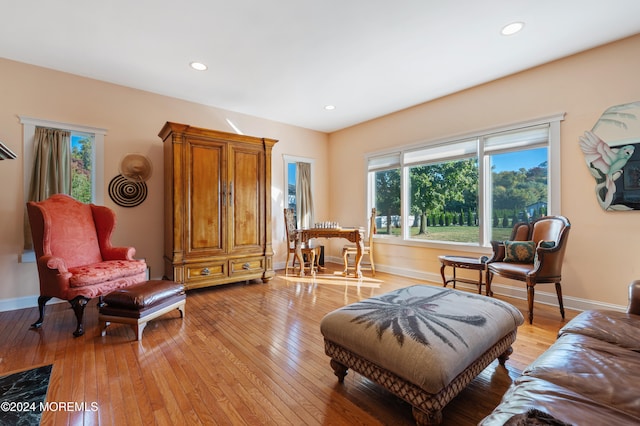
[296,162,314,228]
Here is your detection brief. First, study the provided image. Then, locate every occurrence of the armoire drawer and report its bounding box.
[185,261,226,282]
[229,257,265,277]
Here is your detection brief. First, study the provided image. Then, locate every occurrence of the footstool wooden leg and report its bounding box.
[412,407,442,426]
[100,320,110,337]
[498,346,514,366]
[134,322,148,341]
[330,359,348,383]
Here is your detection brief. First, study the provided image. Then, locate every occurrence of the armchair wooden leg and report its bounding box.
[342,250,349,276]
[527,285,535,324]
[485,272,494,297]
[555,282,565,320]
[70,296,90,337]
[285,251,291,276]
[30,295,52,329]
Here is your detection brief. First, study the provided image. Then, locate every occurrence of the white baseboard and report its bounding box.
[0,295,65,313]
[6,261,622,314]
[0,270,157,313]
[324,258,628,313]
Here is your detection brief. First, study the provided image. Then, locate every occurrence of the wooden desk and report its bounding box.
[296,228,365,277]
[438,255,490,295]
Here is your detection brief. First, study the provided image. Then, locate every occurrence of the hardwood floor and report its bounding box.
[0,265,577,425]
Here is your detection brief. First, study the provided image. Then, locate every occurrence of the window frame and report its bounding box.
[282,154,315,228]
[366,113,564,251]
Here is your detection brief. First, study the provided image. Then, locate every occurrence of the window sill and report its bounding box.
[373,236,491,255]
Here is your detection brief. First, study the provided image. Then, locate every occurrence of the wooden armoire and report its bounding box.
[159,122,277,290]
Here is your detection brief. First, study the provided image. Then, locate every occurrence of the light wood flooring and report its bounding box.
[0,264,577,425]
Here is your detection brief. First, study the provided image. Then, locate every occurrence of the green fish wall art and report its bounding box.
[579,101,640,211]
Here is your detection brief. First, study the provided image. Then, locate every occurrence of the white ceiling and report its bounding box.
[2,1,640,133]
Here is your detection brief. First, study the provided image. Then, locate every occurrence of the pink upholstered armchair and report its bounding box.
[27,194,147,336]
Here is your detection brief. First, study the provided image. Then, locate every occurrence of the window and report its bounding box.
[283,155,314,228]
[20,117,106,262]
[286,161,297,210]
[71,132,94,203]
[367,153,401,237]
[367,114,563,248]
[20,116,106,204]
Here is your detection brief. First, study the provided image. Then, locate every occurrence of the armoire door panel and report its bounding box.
[230,148,262,251]
[188,141,225,254]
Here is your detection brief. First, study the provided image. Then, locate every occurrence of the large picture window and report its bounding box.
[367,114,563,247]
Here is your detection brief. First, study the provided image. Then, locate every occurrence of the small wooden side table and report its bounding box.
[438,255,491,296]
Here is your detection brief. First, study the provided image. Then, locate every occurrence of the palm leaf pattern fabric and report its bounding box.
[342,287,489,351]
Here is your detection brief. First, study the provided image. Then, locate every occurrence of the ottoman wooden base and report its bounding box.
[99,280,186,341]
[325,331,516,425]
[320,285,524,425]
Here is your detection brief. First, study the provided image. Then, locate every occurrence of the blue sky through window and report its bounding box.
[71,134,83,149]
[491,148,546,173]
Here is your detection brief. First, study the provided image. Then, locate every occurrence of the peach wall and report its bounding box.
[0,58,328,309]
[2,34,639,312]
[328,34,640,309]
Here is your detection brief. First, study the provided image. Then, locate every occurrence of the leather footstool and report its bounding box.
[99,280,186,341]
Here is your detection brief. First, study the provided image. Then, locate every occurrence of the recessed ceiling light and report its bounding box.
[501,22,524,36]
[324,105,336,111]
[190,61,208,71]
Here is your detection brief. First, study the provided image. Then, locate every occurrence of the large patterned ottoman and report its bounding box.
[320,285,524,425]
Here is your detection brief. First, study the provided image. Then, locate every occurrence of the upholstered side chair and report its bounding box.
[486,215,571,324]
[27,194,147,336]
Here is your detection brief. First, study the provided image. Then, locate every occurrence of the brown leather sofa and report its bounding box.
[480,280,640,425]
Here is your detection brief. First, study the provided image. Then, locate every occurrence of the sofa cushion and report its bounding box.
[480,375,640,426]
[523,333,640,419]
[68,260,147,287]
[558,309,640,351]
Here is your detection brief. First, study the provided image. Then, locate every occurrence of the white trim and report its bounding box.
[548,118,562,214]
[19,116,107,135]
[364,262,627,313]
[275,258,627,314]
[364,113,565,162]
[0,296,65,313]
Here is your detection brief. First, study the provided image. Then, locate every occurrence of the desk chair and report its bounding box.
[343,208,376,276]
[284,208,320,275]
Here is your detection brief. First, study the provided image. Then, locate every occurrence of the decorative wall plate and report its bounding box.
[108,174,147,207]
